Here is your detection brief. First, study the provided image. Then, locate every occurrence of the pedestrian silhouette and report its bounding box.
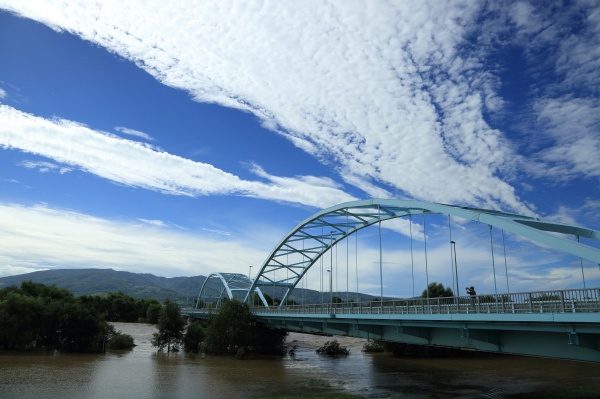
[466,286,476,309]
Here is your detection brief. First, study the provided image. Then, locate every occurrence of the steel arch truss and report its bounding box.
[245,199,600,307]
[196,272,268,309]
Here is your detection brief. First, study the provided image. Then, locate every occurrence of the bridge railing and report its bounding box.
[250,288,600,315]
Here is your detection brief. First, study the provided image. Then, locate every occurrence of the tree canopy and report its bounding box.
[199,299,288,357]
[151,299,186,352]
[0,281,132,352]
[421,282,454,298]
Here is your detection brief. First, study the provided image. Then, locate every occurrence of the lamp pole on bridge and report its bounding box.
[327,269,332,312]
[330,230,334,309]
[248,266,253,307]
[451,241,459,299]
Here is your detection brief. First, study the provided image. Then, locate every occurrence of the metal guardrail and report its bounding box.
[248,288,600,316]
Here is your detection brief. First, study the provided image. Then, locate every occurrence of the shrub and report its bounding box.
[316,339,350,356]
[108,332,135,350]
[362,340,385,353]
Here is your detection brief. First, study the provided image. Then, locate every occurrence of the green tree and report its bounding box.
[183,321,204,353]
[78,295,111,318]
[137,298,161,323]
[146,302,162,324]
[202,299,253,355]
[421,282,453,298]
[152,299,185,353]
[106,292,138,322]
[0,291,44,349]
[54,301,107,352]
[0,281,110,352]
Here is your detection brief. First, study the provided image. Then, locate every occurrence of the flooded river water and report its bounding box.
[1,322,599,398]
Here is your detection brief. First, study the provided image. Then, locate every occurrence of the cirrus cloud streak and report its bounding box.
[0,105,356,208]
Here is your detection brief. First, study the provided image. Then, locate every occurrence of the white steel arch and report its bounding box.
[245,199,600,306]
[196,272,268,308]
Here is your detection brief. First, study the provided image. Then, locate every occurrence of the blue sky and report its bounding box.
[0,1,599,297]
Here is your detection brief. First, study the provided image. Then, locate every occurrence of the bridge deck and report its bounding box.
[254,288,600,316]
[183,288,600,362]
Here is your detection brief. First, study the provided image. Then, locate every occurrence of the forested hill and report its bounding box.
[0,268,382,303]
[0,268,206,301]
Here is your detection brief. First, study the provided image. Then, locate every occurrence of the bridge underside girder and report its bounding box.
[257,314,600,362]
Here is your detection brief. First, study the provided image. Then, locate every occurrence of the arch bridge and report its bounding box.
[188,199,600,362]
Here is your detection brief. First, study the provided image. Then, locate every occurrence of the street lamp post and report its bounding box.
[327,269,332,312]
[330,231,334,309]
[248,266,253,307]
[450,241,459,298]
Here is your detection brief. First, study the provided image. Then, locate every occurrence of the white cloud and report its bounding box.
[138,218,166,227]
[20,160,73,174]
[0,202,270,277]
[115,126,155,141]
[531,97,600,181]
[0,105,355,208]
[504,1,600,185]
[0,87,6,99]
[0,0,537,214]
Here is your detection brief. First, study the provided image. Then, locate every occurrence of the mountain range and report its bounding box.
[0,268,205,302]
[0,268,381,304]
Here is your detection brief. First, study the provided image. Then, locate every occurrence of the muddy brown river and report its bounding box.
[1,322,599,398]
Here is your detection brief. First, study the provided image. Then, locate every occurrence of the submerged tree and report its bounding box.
[202,299,253,355]
[152,299,185,353]
[183,321,205,353]
[316,339,350,356]
[201,299,287,356]
[0,281,115,352]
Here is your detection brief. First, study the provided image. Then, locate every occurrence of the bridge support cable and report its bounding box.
[320,225,324,305]
[409,214,415,298]
[423,214,429,301]
[502,230,510,294]
[448,215,456,298]
[355,229,359,302]
[243,199,600,307]
[577,235,587,289]
[346,211,349,303]
[489,225,498,298]
[379,204,383,303]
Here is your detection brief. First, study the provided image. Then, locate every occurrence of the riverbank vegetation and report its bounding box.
[179,299,288,358]
[79,291,162,324]
[0,281,134,352]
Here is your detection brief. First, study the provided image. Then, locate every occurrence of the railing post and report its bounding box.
[528,293,533,313]
[560,291,565,313]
